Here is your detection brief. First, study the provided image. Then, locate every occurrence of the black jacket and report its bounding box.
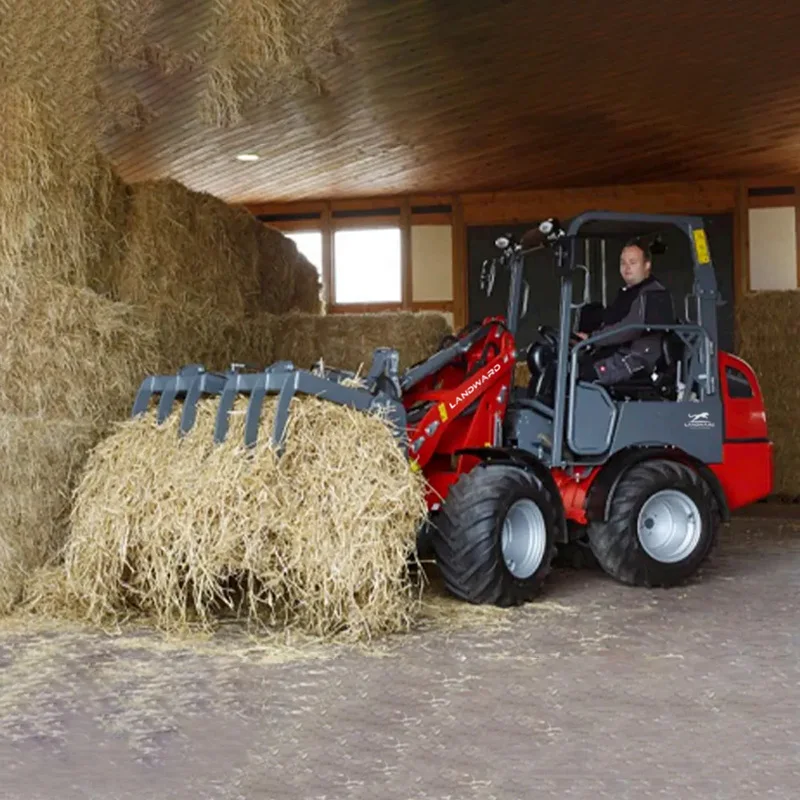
[595,275,675,347]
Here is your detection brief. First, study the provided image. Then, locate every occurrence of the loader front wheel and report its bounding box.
[587,459,719,588]
[430,464,557,606]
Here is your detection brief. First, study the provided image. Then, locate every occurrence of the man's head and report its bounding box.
[619,239,652,286]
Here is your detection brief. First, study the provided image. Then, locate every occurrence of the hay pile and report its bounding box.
[737,291,800,499]
[273,311,451,372]
[38,395,427,640]
[0,283,159,421]
[199,0,351,127]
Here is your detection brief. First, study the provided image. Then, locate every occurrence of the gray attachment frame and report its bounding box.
[132,360,408,455]
[132,364,229,430]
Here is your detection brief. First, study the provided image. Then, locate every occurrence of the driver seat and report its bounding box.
[525,339,557,406]
[605,331,684,401]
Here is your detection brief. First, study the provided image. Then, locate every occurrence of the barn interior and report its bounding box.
[2,2,800,797]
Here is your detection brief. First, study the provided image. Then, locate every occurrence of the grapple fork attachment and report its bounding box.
[213,361,407,454]
[132,365,229,433]
[131,357,409,455]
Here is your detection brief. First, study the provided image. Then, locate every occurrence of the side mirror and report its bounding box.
[480,258,497,297]
[494,235,510,250]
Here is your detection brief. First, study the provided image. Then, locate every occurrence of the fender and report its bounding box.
[585,446,731,524]
[455,447,569,543]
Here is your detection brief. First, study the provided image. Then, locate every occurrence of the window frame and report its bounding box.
[249,197,456,315]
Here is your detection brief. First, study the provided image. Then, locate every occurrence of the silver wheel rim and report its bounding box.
[501,499,548,579]
[637,489,702,564]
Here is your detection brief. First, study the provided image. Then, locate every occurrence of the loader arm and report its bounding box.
[402,321,517,503]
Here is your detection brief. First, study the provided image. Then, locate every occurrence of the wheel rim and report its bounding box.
[501,499,548,579]
[636,489,702,564]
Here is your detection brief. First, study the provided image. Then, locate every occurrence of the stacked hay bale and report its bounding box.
[272,311,451,372]
[199,0,351,127]
[0,0,327,612]
[93,179,317,372]
[736,291,800,500]
[0,0,162,611]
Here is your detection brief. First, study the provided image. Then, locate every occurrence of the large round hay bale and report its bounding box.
[49,394,427,640]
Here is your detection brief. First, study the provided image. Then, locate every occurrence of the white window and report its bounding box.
[285,231,323,278]
[333,227,402,304]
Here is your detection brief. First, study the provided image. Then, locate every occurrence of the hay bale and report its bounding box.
[737,291,800,499]
[0,90,127,291]
[97,180,321,317]
[101,179,262,315]
[272,311,452,373]
[0,416,98,614]
[0,1,125,291]
[46,395,426,640]
[0,283,159,423]
[254,222,322,314]
[151,307,276,374]
[199,0,351,127]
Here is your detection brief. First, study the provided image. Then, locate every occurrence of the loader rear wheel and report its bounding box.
[587,459,719,588]
[430,464,557,606]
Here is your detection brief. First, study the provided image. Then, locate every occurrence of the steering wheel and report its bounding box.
[537,324,583,349]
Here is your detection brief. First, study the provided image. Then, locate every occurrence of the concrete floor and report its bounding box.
[2,514,800,800]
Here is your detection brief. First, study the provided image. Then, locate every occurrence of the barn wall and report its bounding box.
[411,224,453,303]
[243,177,800,333]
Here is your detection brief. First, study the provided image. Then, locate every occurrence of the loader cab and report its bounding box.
[502,212,726,470]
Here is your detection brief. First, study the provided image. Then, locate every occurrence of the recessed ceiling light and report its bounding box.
[235,153,260,162]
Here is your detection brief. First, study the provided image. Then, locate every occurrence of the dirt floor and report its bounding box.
[2,512,800,800]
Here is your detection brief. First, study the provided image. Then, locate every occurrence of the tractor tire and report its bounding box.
[587,459,720,588]
[430,463,558,606]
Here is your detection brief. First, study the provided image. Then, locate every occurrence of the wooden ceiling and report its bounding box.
[99,0,800,204]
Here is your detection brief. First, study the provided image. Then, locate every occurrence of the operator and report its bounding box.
[575,238,675,385]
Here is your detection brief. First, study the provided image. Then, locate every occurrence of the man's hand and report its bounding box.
[576,331,589,340]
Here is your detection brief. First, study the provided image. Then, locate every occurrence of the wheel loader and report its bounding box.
[132,211,774,606]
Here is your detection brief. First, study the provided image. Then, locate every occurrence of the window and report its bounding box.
[726,366,754,399]
[333,227,402,304]
[285,231,323,278]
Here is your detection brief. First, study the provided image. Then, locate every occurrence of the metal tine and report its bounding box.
[271,371,301,455]
[180,371,229,437]
[244,371,270,449]
[132,366,202,420]
[132,375,161,418]
[155,365,205,425]
[214,371,248,444]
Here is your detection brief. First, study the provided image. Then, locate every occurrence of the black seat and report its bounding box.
[606,331,683,401]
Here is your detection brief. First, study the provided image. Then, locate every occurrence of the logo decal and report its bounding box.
[685,411,715,429]
[448,364,502,410]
